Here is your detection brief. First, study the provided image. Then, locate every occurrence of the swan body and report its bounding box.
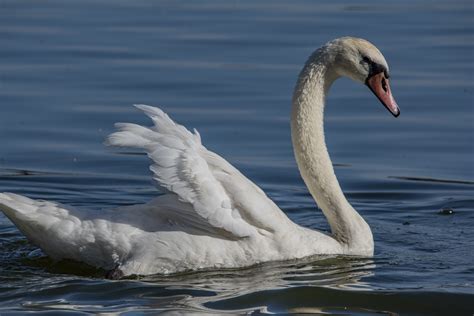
[0,37,399,276]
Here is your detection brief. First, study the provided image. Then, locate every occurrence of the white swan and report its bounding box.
[0,37,399,277]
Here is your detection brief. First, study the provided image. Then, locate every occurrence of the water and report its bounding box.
[0,0,473,314]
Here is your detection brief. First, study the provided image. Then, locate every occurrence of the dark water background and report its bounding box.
[1,0,473,314]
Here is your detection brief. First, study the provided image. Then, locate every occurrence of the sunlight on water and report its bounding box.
[0,0,473,314]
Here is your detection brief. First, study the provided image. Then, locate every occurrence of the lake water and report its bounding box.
[1,0,473,314]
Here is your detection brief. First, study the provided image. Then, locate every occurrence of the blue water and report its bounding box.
[1,0,473,314]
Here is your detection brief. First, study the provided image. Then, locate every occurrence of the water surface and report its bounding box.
[0,0,473,314]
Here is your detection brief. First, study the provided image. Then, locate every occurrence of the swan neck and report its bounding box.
[290,48,373,252]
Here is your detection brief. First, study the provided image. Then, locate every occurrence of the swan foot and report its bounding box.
[105,265,124,280]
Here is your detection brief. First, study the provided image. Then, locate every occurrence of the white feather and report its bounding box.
[107,104,270,238]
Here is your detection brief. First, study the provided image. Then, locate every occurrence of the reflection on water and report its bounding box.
[3,253,471,314]
[0,0,473,314]
[143,256,375,292]
[3,253,377,314]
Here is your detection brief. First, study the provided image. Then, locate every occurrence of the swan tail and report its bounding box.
[0,192,77,251]
[0,192,53,251]
[0,193,40,222]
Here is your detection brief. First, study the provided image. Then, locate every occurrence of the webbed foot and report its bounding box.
[105,265,124,280]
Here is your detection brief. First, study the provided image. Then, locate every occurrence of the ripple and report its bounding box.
[206,286,474,314]
[389,176,474,185]
[1,0,473,313]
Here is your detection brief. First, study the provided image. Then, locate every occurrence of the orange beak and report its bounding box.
[366,72,400,117]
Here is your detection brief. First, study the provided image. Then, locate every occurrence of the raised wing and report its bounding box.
[106,105,284,238]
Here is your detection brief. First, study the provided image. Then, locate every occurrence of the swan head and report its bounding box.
[329,37,400,117]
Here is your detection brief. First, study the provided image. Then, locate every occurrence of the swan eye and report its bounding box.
[381,77,388,92]
[362,56,371,64]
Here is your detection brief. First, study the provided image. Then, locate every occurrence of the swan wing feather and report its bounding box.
[105,104,277,238]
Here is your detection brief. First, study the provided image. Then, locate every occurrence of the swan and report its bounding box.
[0,37,399,277]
